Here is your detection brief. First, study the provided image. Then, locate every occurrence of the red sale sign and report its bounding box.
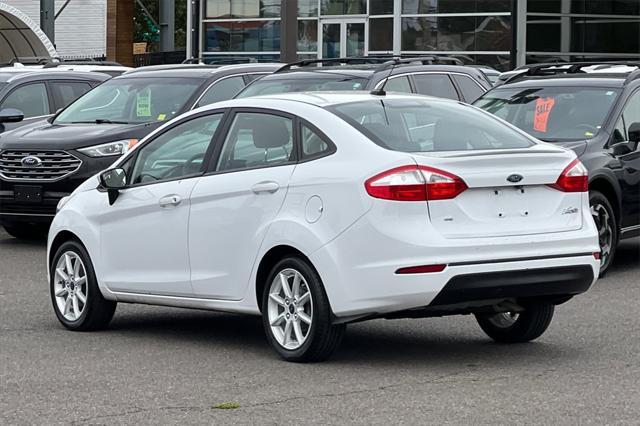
[534,97,555,132]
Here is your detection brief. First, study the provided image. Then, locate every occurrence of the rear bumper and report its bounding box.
[429,264,593,306]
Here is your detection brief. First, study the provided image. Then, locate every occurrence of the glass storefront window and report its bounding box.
[402,0,510,14]
[369,18,394,51]
[402,16,511,52]
[204,21,280,52]
[321,0,366,15]
[528,0,640,15]
[370,0,394,15]
[299,0,319,17]
[298,20,318,52]
[206,0,281,19]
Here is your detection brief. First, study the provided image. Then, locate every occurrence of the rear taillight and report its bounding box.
[548,159,588,192]
[365,165,467,201]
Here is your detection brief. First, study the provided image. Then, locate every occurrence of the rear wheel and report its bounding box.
[262,257,345,362]
[2,223,48,240]
[50,240,116,331]
[589,190,618,275]
[475,304,554,343]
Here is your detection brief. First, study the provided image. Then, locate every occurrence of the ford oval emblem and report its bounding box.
[21,156,43,167]
[507,174,523,183]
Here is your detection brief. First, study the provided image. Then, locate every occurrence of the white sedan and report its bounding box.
[48,92,600,362]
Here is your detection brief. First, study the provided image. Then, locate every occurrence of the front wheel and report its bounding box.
[475,304,554,343]
[589,190,618,275]
[50,240,116,331]
[262,257,345,362]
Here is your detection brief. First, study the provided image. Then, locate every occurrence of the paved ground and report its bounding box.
[0,228,639,425]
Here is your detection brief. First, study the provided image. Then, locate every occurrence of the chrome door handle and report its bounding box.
[251,181,279,194]
[159,194,182,208]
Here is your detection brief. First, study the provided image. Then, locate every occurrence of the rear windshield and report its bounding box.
[328,98,534,152]
[236,75,368,98]
[474,86,620,141]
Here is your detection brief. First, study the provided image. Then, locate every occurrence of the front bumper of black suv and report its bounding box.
[0,150,117,225]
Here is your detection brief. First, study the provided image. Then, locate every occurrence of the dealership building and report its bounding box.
[188,0,640,70]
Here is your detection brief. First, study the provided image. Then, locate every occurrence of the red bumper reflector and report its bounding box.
[396,264,447,274]
[593,252,601,260]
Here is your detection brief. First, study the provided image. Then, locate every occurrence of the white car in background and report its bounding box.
[48,92,600,362]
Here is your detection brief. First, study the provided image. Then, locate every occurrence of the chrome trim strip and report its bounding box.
[0,212,55,217]
[621,224,640,234]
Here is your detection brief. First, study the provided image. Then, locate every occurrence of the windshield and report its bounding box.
[236,75,368,98]
[329,98,534,152]
[55,77,202,124]
[474,86,620,141]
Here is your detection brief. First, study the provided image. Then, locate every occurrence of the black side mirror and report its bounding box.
[99,168,127,205]
[628,122,640,144]
[0,108,24,124]
[611,141,633,156]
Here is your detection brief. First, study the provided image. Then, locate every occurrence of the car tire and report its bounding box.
[589,190,618,276]
[50,240,116,331]
[261,256,345,362]
[475,304,554,343]
[3,223,48,240]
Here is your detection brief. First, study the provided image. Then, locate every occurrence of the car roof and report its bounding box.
[123,63,281,78]
[211,91,455,110]
[0,69,110,84]
[494,74,628,89]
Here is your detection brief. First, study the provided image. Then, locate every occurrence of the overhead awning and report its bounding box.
[0,3,57,65]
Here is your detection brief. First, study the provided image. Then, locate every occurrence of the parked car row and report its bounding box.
[0,57,636,362]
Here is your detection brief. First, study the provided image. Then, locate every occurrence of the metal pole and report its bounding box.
[280,0,297,63]
[40,0,55,46]
[159,0,176,52]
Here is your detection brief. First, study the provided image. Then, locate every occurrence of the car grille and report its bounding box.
[0,150,82,182]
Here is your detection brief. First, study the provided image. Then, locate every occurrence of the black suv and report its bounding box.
[236,57,492,103]
[0,63,280,238]
[0,70,109,134]
[474,62,640,273]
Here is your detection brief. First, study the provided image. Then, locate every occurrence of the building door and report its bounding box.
[320,19,366,58]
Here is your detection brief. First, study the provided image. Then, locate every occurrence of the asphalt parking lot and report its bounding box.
[1,228,639,425]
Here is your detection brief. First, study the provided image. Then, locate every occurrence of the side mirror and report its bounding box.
[0,108,24,123]
[99,168,127,205]
[611,141,633,156]
[628,122,640,143]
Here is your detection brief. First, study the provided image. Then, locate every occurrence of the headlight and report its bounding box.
[77,139,138,157]
[56,196,71,213]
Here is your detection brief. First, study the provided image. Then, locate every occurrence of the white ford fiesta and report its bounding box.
[48,92,600,362]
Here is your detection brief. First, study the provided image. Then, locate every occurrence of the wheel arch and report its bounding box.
[255,245,317,313]
[589,174,621,224]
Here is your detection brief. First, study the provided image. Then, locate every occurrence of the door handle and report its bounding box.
[158,194,182,208]
[251,181,279,194]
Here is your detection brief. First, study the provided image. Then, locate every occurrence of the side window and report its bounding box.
[412,74,458,100]
[217,112,293,171]
[384,76,412,94]
[244,73,267,83]
[612,116,626,144]
[301,123,331,158]
[452,74,485,103]
[197,76,246,107]
[622,91,640,142]
[131,113,222,184]
[1,83,49,117]
[51,81,92,109]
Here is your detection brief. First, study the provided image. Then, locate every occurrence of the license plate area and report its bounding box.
[491,186,530,219]
[13,185,43,203]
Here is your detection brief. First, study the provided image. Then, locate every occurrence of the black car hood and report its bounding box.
[551,140,588,157]
[0,119,162,150]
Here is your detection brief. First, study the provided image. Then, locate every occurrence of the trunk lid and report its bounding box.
[412,147,584,238]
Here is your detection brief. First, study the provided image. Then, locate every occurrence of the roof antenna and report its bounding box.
[370,58,400,96]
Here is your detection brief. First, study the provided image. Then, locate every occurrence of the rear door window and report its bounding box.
[51,81,93,109]
[0,82,50,118]
[452,74,485,103]
[412,74,459,100]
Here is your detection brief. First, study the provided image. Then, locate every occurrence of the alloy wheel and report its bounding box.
[591,203,613,268]
[267,268,313,350]
[487,312,519,328]
[53,251,88,321]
